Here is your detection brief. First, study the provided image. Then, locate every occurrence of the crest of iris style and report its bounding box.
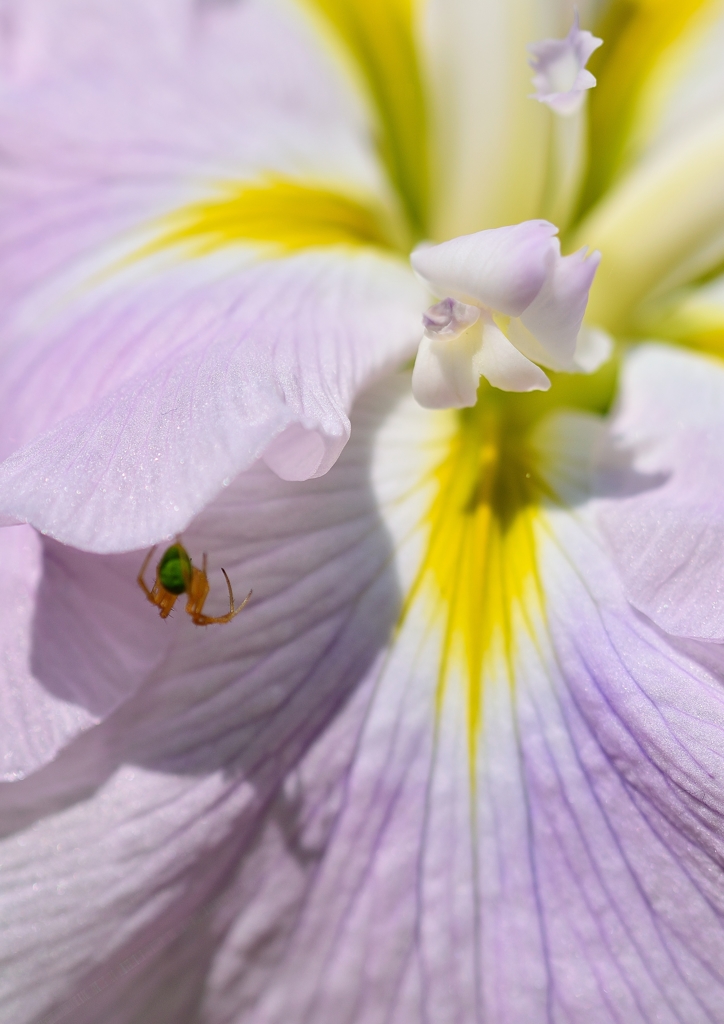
[3,2,724,1024]
[411,220,606,406]
[528,10,603,115]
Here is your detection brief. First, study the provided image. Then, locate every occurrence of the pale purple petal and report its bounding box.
[519,244,602,368]
[0,0,410,551]
[0,0,379,334]
[251,587,724,1022]
[0,523,182,780]
[227,399,724,1021]
[529,12,603,116]
[7,379,724,1020]
[0,525,94,780]
[0,699,379,1024]
[0,0,377,197]
[411,221,558,316]
[32,539,178,715]
[0,377,419,1021]
[0,251,423,552]
[0,766,287,1023]
[598,344,724,642]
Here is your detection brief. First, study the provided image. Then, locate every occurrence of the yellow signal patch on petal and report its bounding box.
[299,0,428,239]
[579,0,714,217]
[130,178,402,264]
[401,394,547,767]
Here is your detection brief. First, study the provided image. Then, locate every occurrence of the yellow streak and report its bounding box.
[634,284,724,357]
[578,0,713,217]
[130,178,399,262]
[577,114,724,330]
[401,398,546,769]
[300,0,428,238]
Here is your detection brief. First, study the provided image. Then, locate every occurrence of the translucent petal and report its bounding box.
[411,221,557,316]
[475,318,551,391]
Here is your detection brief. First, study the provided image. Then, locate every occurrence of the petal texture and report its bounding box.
[0,0,421,551]
[598,343,724,642]
[8,376,724,1023]
[0,376,428,1022]
[244,396,724,1024]
[0,250,422,551]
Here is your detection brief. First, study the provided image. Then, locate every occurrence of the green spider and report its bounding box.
[138,542,251,625]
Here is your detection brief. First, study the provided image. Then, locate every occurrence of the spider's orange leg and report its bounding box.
[156,590,179,619]
[187,561,252,626]
[221,568,252,618]
[137,546,158,601]
[138,545,180,618]
[185,566,210,620]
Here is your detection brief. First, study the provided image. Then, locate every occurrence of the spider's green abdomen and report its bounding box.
[158,544,192,595]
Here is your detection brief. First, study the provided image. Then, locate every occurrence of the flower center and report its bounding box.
[409,221,608,408]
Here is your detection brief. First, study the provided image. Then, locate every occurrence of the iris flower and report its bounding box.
[3,0,724,1020]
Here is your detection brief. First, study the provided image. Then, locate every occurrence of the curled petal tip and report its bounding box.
[528,14,603,116]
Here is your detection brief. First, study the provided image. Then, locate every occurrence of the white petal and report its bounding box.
[412,321,483,409]
[411,221,558,316]
[475,319,551,392]
[519,244,602,368]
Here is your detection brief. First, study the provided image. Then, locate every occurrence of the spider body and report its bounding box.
[138,543,251,625]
